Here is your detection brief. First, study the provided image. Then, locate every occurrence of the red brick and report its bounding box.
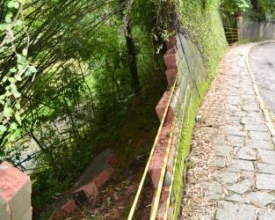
[155,92,175,125]
[61,199,77,214]
[50,209,66,220]
[164,55,177,70]
[167,134,177,175]
[166,68,177,86]
[166,47,176,55]
[149,125,172,188]
[107,154,119,167]
[93,169,112,189]
[73,181,98,199]
[166,36,177,49]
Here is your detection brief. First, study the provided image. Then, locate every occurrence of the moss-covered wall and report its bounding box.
[170,1,228,219]
[175,0,228,78]
[148,1,228,218]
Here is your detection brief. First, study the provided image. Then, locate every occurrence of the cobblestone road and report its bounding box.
[182,43,275,220]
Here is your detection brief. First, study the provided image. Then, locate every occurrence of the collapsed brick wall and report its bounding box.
[149,32,207,219]
[0,161,32,220]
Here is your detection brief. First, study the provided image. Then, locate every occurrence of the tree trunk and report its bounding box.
[251,0,258,9]
[119,0,140,95]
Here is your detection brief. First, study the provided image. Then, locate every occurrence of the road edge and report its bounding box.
[246,41,275,143]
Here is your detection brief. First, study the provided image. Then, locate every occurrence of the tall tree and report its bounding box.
[119,0,140,95]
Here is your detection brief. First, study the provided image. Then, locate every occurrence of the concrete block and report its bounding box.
[0,195,10,220]
[72,149,112,190]
[10,180,31,220]
[20,207,32,220]
[0,162,31,220]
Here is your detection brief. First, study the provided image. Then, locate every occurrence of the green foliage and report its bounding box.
[175,0,228,78]
[0,0,37,145]
[255,0,275,20]
[220,0,251,15]
[0,0,166,217]
[219,0,251,28]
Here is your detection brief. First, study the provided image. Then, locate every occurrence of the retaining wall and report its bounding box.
[0,161,32,220]
[150,32,208,219]
[238,16,275,41]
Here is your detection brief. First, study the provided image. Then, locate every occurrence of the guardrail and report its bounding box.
[224,27,238,45]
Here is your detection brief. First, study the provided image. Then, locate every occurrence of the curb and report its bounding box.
[245,41,275,144]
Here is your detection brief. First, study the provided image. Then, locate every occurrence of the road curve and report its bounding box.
[249,42,275,113]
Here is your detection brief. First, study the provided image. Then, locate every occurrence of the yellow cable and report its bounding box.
[127,52,185,220]
[127,76,178,220]
[163,102,187,220]
[150,111,177,219]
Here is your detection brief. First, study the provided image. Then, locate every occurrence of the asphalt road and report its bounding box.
[249,42,275,113]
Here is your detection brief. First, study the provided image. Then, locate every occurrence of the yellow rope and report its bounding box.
[127,76,178,220]
[127,50,186,219]
[162,102,187,220]
[150,110,177,219]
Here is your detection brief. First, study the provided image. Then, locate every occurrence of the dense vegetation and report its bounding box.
[0,0,168,216]
[0,0,274,218]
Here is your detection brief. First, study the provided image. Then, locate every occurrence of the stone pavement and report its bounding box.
[182,43,275,220]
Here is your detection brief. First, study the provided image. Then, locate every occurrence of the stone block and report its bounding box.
[258,149,275,164]
[227,180,252,194]
[245,124,269,132]
[205,182,223,200]
[216,171,239,184]
[227,135,244,147]
[215,145,232,157]
[258,210,275,220]
[256,174,275,190]
[246,192,275,206]
[249,131,271,141]
[241,117,263,125]
[223,125,246,137]
[245,140,274,150]
[228,159,254,171]
[216,201,256,220]
[209,156,226,168]
[237,148,257,160]
[257,163,275,174]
